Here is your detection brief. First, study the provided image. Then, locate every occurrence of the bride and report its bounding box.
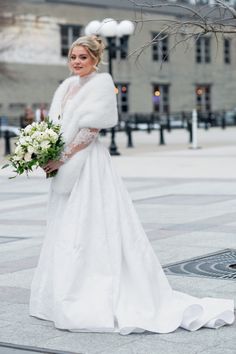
[29,35,234,335]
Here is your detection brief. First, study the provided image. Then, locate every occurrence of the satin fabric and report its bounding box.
[29,140,235,334]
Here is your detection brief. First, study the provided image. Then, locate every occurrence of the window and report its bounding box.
[196,0,209,4]
[152,84,169,113]
[115,83,129,113]
[32,103,48,110]
[196,37,211,63]
[60,25,81,57]
[152,32,169,62]
[107,37,129,60]
[9,103,26,110]
[196,85,211,112]
[119,36,129,59]
[224,38,231,64]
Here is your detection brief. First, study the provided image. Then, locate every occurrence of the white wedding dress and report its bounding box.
[29,72,234,335]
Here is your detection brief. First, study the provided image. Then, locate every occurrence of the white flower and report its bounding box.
[24,125,33,135]
[35,132,48,142]
[40,140,51,150]
[31,139,40,152]
[31,131,41,140]
[41,132,50,141]
[24,152,32,162]
[19,137,27,145]
[15,146,24,157]
[19,136,32,145]
[13,155,22,161]
[38,122,47,131]
[27,145,35,154]
[47,129,58,143]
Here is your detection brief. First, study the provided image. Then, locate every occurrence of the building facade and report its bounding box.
[0,0,236,123]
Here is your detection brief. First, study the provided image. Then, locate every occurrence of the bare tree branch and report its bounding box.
[127,0,236,61]
[215,0,236,18]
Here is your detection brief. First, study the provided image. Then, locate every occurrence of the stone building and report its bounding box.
[0,0,236,123]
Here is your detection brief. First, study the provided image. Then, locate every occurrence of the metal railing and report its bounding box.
[1,110,236,155]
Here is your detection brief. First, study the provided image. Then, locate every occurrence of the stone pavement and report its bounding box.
[0,127,235,354]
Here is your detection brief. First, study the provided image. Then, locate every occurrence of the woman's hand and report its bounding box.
[43,160,64,174]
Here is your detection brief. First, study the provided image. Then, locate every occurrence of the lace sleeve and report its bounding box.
[60,128,100,163]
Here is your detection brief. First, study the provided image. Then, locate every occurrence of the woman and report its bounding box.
[29,35,234,335]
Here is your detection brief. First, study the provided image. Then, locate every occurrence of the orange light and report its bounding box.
[115,87,119,94]
[196,88,203,95]
[121,86,127,93]
[154,90,160,96]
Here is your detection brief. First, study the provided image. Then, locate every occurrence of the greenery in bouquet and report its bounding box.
[2,118,65,178]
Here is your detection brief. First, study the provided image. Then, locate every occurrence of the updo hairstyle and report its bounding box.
[68,35,105,67]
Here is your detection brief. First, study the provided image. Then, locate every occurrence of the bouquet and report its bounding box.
[2,118,65,178]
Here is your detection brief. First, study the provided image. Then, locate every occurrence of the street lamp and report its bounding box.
[85,18,134,155]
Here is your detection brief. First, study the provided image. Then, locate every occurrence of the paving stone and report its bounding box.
[0,257,38,274]
[0,268,35,289]
[43,332,140,354]
[136,194,236,205]
[0,237,24,244]
[97,335,205,354]
[0,287,30,304]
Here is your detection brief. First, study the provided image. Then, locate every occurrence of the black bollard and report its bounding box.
[204,118,209,130]
[187,120,193,143]
[221,115,226,129]
[166,115,171,132]
[109,127,120,155]
[4,130,11,155]
[100,129,107,136]
[159,123,165,145]
[126,122,134,148]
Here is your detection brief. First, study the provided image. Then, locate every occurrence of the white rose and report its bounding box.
[24,152,32,162]
[36,132,46,142]
[25,136,32,143]
[31,131,41,140]
[27,145,35,154]
[13,155,22,161]
[42,132,50,141]
[32,140,40,148]
[40,140,50,150]
[24,125,33,134]
[19,137,27,145]
[15,146,24,157]
[39,122,47,131]
[32,139,40,150]
[48,131,58,143]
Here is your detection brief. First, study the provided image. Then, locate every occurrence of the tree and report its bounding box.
[128,0,236,59]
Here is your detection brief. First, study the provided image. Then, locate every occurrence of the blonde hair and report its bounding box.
[68,35,105,67]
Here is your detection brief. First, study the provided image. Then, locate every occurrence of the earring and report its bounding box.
[93,65,99,72]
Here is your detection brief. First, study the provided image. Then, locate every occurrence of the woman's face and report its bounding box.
[69,45,96,77]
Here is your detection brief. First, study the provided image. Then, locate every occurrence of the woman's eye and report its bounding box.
[80,56,87,60]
